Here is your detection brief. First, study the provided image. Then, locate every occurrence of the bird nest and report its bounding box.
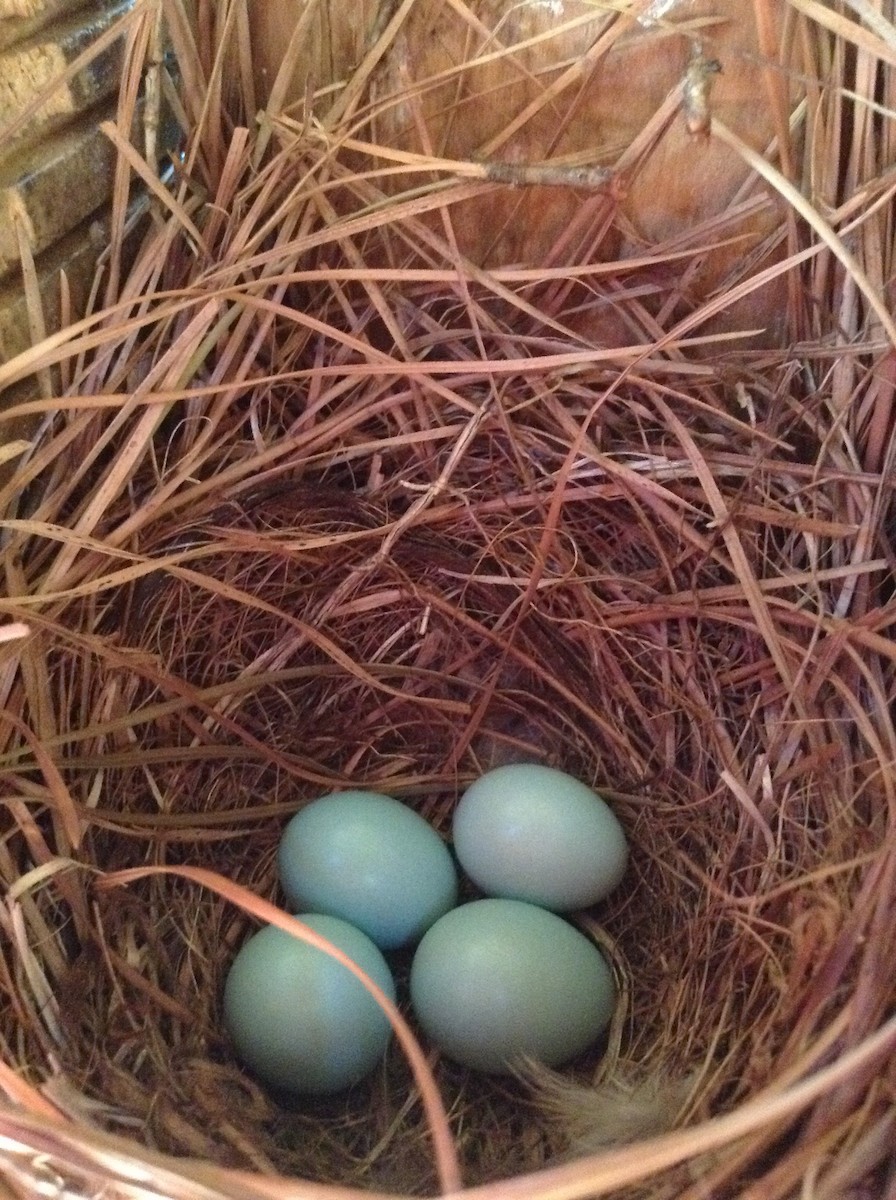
[0,2,894,1199]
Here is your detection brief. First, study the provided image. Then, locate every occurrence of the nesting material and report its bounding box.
[0,1,895,1199]
[518,1061,699,1157]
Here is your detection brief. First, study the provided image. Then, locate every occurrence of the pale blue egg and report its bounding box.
[410,899,615,1073]
[453,764,628,909]
[223,913,396,1095]
[278,791,458,949]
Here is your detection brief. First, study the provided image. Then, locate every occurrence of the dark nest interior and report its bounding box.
[1,2,895,1199]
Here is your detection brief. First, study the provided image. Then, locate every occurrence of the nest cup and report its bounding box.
[1,1,895,1197]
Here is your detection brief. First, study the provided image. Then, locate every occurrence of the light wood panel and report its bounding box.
[0,1,134,387]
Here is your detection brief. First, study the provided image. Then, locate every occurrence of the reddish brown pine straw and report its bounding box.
[0,1,894,1198]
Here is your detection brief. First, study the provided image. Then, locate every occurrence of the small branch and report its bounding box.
[480,160,616,191]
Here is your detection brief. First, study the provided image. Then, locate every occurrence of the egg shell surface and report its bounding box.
[223,913,396,1095]
[278,790,458,949]
[410,898,615,1073]
[453,764,628,909]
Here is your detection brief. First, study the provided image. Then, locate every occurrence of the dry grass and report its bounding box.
[0,0,895,1197]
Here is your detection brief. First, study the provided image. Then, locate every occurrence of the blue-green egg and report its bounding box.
[278,790,458,949]
[410,898,615,1073]
[223,913,395,1095]
[453,763,628,910]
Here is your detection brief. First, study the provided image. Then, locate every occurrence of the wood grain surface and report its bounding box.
[0,1,134,380]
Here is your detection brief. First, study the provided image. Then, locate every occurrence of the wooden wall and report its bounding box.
[0,0,137,375]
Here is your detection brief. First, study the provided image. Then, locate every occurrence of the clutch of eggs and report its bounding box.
[224,768,627,1090]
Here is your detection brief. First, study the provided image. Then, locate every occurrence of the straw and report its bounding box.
[0,0,893,1196]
